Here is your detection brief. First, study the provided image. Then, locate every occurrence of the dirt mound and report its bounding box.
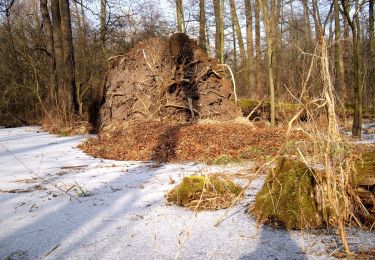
[95,33,241,131]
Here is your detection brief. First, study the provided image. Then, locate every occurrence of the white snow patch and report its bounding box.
[0,126,374,259]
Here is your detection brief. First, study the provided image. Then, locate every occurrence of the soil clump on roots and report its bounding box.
[91,33,241,132]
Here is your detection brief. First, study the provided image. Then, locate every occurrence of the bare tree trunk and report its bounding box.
[302,0,312,46]
[51,0,63,105]
[176,0,184,33]
[199,0,207,51]
[100,0,106,48]
[272,0,281,98]
[229,0,245,64]
[312,0,322,40]
[60,0,79,114]
[213,0,222,60]
[370,0,374,57]
[232,21,237,71]
[353,0,362,138]
[220,0,224,63]
[369,0,374,103]
[245,0,255,95]
[255,0,261,93]
[258,0,276,127]
[40,0,58,106]
[334,0,345,96]
[341,0,362,138]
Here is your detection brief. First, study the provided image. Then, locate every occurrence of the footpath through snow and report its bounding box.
[0,127,374,259]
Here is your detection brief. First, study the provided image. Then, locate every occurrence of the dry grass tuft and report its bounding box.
[40,110,90,136]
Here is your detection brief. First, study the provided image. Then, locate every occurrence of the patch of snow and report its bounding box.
[0,127,374,259]
[344,121,375,144]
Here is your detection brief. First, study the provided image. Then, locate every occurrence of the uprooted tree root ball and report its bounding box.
[251,157,323,230]
[166,175,243,210]
[90,33,242,131]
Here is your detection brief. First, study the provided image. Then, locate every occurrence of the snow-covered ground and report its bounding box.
[357,121,375,144]
[0,127,374,260]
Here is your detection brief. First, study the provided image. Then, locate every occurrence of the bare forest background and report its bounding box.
[0,0,374,137]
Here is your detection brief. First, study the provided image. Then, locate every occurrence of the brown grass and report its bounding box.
[40,110,90,136]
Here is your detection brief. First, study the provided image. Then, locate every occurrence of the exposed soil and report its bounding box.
[93,33,242,131]
[79,121,304,163]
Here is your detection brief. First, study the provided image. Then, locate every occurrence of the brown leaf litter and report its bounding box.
[79,121,304,163]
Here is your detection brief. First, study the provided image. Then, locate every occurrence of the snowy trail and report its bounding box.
[0,127,374,260]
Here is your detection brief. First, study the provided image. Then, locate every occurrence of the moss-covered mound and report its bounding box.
[251,157,323,229]
[353,152,375,187]
[166,175,243,210]
[352,152,375,226]
[238,99,305,122]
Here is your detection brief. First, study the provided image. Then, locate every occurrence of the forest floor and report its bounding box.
[0,126,375,259]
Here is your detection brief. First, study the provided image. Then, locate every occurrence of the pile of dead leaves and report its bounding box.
[79,121,304,163]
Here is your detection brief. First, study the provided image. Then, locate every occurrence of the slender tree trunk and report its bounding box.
[51,0,63,105]
[370,0,374,57]
[353,0,362,138]
[199,0,207,51]
[255,0,261,92]
[272,0,281,98]
[100,0,106,48]
[245,0,255,95]
[369,0,374,103]
[176,0,184,33]
[312,0,322,40]
[60,0,79,114]
[258,0,276,127]
[229,0,245,64]
[40,0,58,106]
[302,0,312,47]
[213,0,222,60]
[341,0,362,138]
[334,0,345,96]
[232,22,237,71]
[220,0,224,63]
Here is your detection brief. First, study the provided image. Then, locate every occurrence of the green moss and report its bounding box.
[238,99,259,110]
[166,175,243,210]
[275,102,301,111]
[252,157,323,229]
[240,146,265,159]
[343,104,375,119]
[210,155,242,165]
[353,152,375,187]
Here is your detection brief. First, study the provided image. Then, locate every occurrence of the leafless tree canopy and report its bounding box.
[0,0,373,135]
